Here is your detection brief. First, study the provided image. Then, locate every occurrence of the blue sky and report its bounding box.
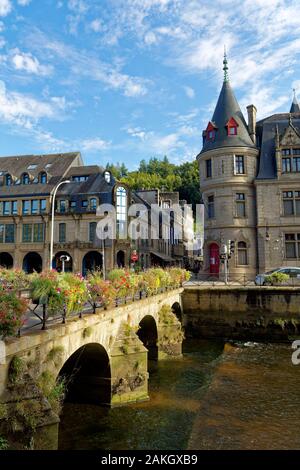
[0,0,299,170]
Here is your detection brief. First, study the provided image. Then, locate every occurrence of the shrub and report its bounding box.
[0,288,27,339]
[87,272,117,308]
[8,356,25,384]
[59,273,89,315]
[264,272,289,285]
[30,270,64,314]
[0,268,30,291]
[0,436,8,450]
[108,269,132,298]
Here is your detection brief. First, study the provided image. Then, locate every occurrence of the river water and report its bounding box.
[58,339,300,450]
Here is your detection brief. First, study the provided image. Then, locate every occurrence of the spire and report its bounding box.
[223,46,229,82]
[290,88,300,113]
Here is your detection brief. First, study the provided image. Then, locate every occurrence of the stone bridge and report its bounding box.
[0,288,183,450]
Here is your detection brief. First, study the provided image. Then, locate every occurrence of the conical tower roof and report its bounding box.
[201,55,255,153]
[290,89,300,113]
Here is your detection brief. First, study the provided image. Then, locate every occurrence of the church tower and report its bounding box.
[197,53,259,279]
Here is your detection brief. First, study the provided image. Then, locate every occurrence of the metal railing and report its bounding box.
[185,272,300,288]
[18,285,181,337]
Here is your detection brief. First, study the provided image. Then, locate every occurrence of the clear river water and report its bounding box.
[58,339,300,450]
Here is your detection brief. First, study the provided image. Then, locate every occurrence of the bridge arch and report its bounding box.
[137,315,158,362]
[58,343,111,405]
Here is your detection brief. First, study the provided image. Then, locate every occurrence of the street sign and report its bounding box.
[131,251,138,262]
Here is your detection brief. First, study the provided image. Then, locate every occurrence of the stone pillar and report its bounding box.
[110,323,149,407]
[157,306,184,360]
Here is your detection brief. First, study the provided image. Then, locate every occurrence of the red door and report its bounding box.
[209,243,220,275]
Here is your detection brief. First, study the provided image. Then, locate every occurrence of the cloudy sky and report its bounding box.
[0,0,299,169]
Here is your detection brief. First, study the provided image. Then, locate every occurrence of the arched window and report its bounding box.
[40,172,47,184]
[90,198,97,211]
[116,186,127,239]
[5,174,12,186]
[22,173,30,185]
[237,241,248,265]
[104,171,111,184]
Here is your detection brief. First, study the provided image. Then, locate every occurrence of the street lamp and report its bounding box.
[49,180,71,270]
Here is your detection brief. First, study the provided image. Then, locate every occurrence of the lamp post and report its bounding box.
[49,180,71,270]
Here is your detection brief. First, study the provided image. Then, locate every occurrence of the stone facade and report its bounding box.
[197,58,300,279]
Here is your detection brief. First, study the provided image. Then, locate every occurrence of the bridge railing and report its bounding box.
[186,272,300,287]
[18,285,182,337]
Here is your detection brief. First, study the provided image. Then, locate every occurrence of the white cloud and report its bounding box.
[28,30,149,97]
[10,49,53,76]
[0,0,11,17]
[17,0,32,6]
[183,86,195,99]
[90,18,102,33]
[0,36,5,48]
[81,137,111,152]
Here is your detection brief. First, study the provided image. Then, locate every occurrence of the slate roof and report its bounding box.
[256,113,300,179]
[200,81,255,154]
[0,152,82,197]
[290,95,300,113]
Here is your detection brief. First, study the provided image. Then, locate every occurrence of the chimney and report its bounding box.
[247,104,257,145]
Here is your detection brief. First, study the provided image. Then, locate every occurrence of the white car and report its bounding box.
[255,267,300,286]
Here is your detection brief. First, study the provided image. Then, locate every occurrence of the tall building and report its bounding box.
[197,54,300,279]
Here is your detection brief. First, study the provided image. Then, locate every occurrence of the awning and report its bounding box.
[150,251,175,262]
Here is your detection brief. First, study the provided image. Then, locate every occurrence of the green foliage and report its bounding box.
[119,156,201,209]
[9,356,25,384]
[265,272,290,285]
[46,346,64,363]
[106,162,128,178]
[83,326,93,338]
[0,287,28,339]
[47,377,66,415]
[0,403,8,420]
[0,436,8,450]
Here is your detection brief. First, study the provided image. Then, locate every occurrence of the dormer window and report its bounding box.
[206,121,217,141]
[5,174,12,186]
[40,172,47,184]
[104,171,111,183]
[22,173,30,185]
[226,117,238,136]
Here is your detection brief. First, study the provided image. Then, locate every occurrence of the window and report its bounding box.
[89,222,97,242]
[40,172,47,184]
[22,173,30,185]
[5,224,15,243]
[104,171,111,183]
[226,117,238,136]
[5,174,12,186]
[81,200,88,208]
[162,201,170,208]
[12,201,18,215]
[40,199,46,213]
[23,224,32,242]
[206,122,216,141]
[31,200,39,215]
[282,149,291,156]
[90,198,97,211]
[59,200,66,213]
[3,201,10,216]
[285,233,300,258]
[237,241,248,265]
[208,130,215,140]
[208,195,215,219]
[0,224,15,243]
[282,157,291,173]
[59,223,66,243]
[235,155,245,174]
[72,175,88,182]
[206,159,212,178]
[22,200,30,215]
[70,200,76,211]
[236,193,246,217]
[283,191,300,216]
[33,224,44,242]
[116,186,127,238]
[293,157,300,172]
[23,223,44,242]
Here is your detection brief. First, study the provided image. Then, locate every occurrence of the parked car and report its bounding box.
[255,267,300,285]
